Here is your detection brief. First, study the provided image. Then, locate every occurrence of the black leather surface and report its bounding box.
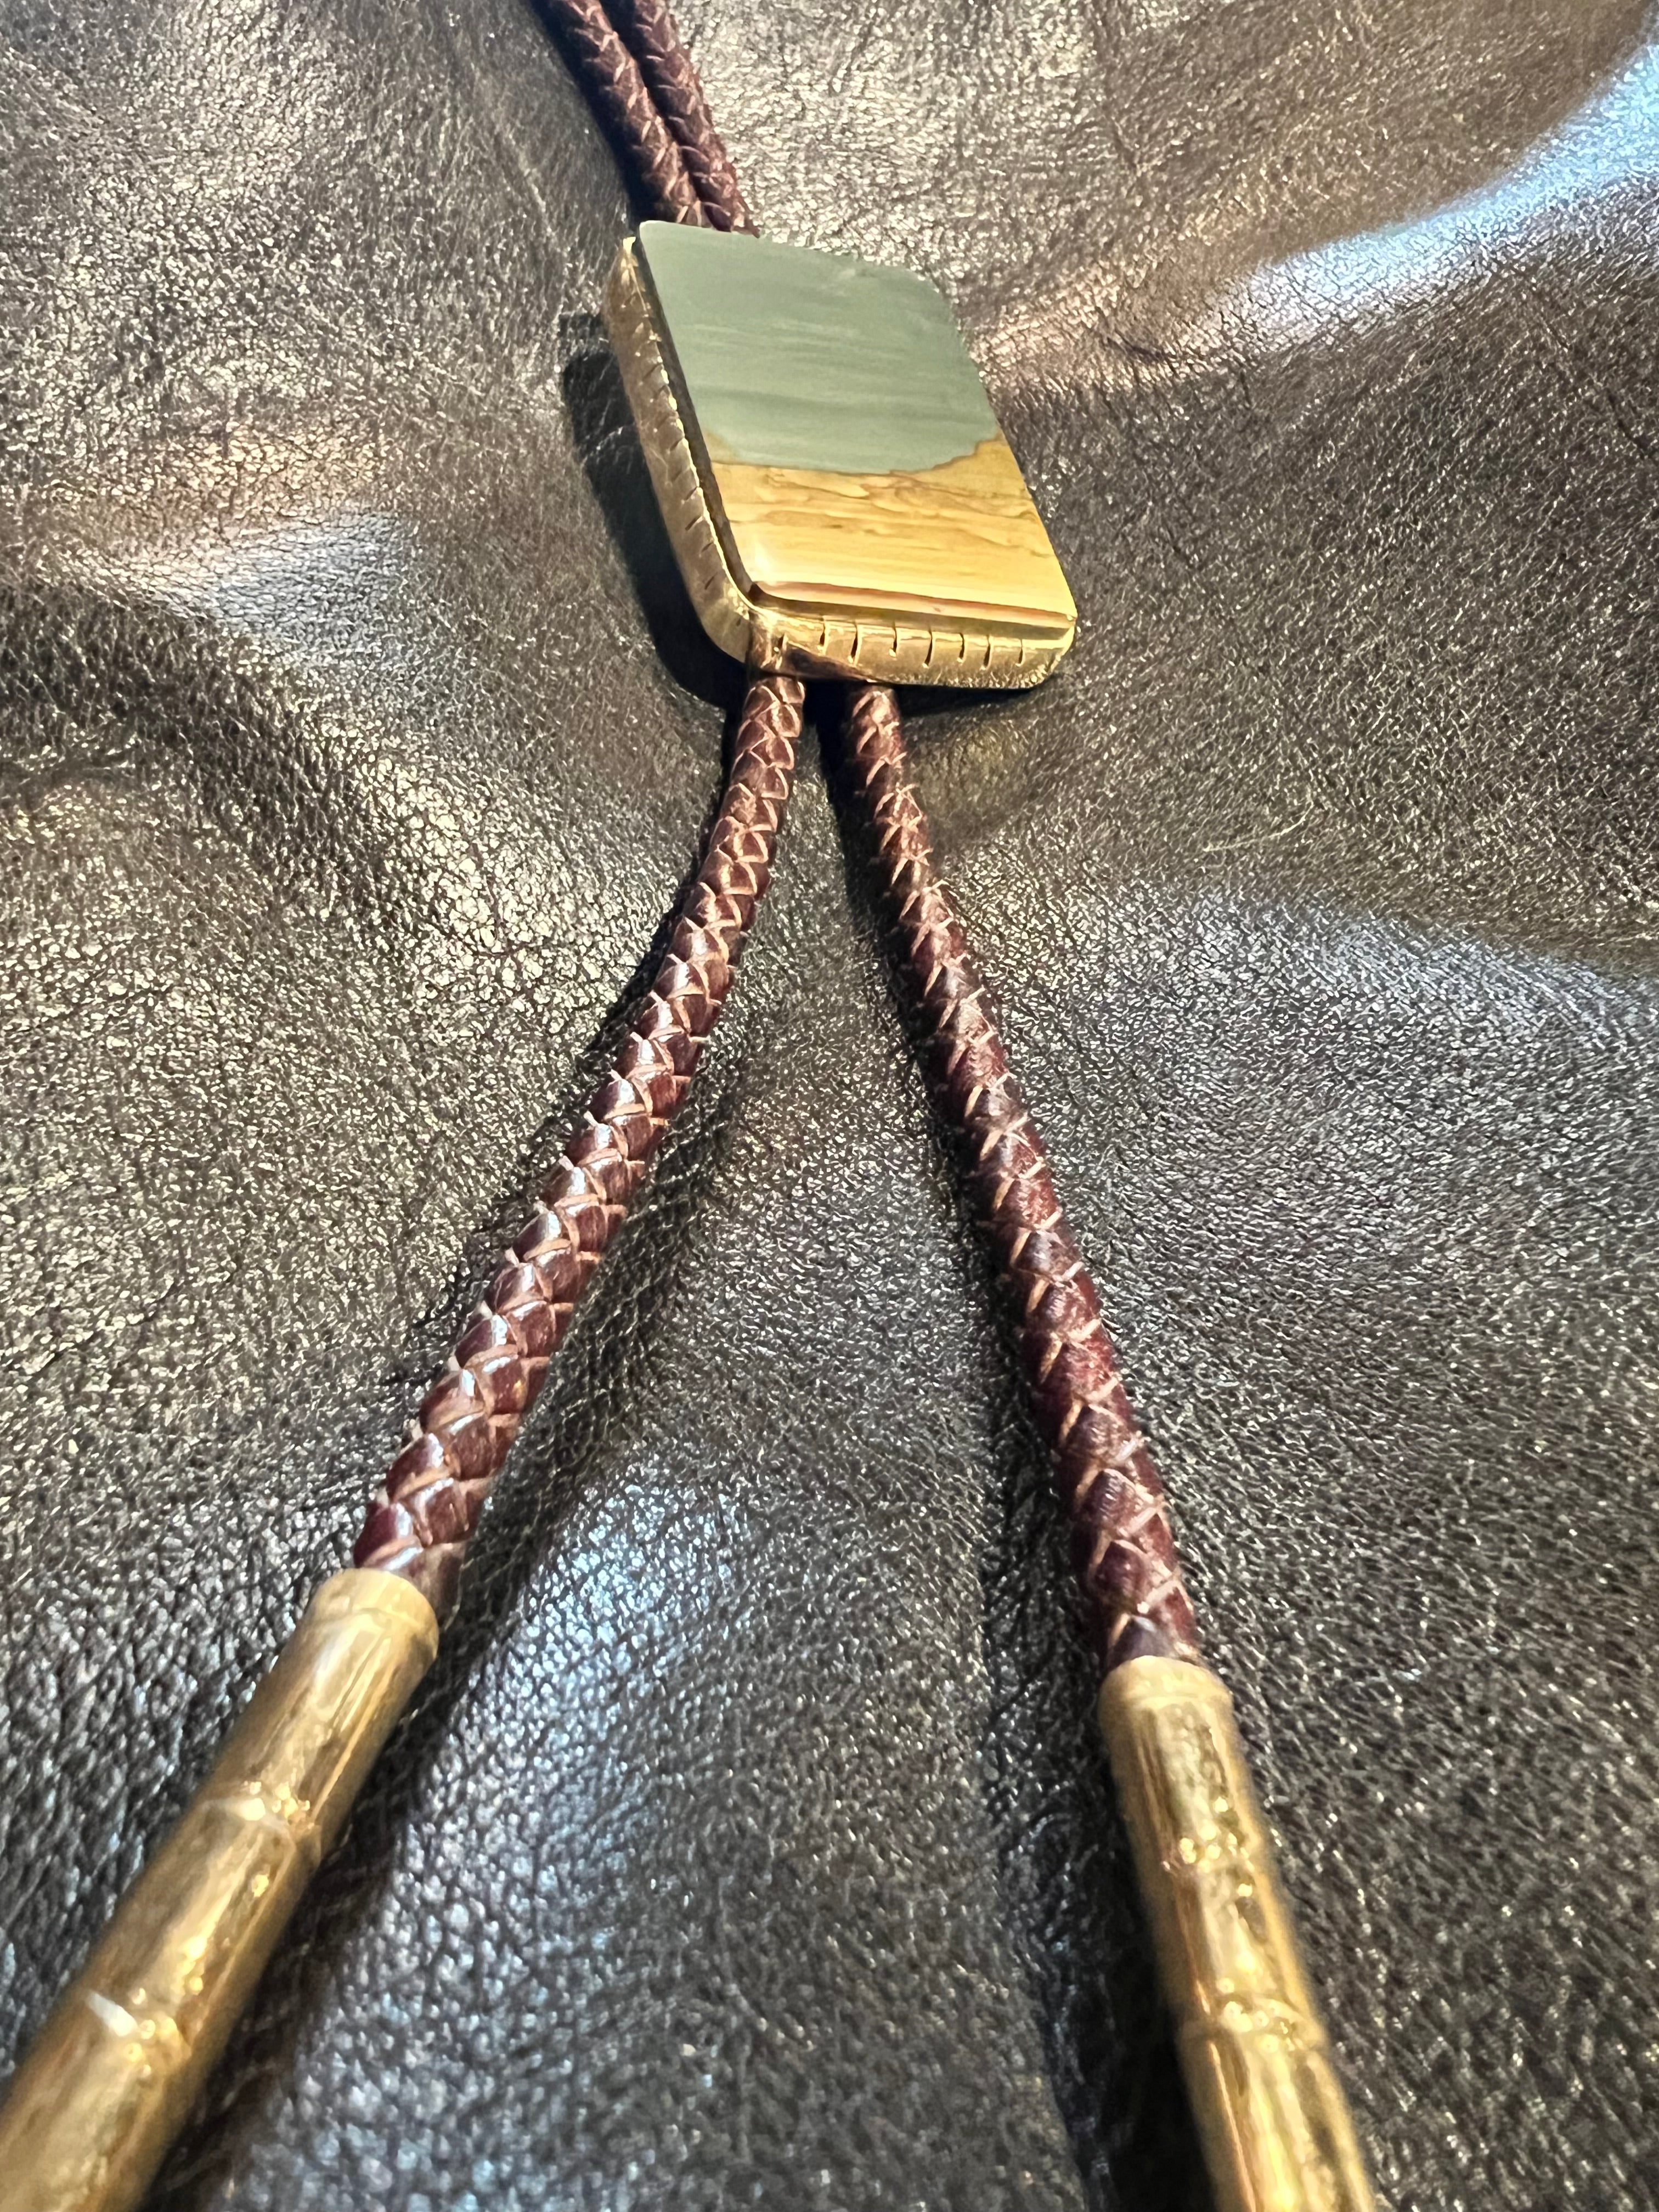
[2,3,1656,2206]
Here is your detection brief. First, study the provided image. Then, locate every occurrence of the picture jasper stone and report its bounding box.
[608,221,1076,687]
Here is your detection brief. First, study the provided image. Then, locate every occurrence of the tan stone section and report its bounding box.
[707,436,1077,627]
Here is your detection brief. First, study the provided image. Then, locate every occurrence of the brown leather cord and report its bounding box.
[548,0,1201,1674]
[538,0,709,224]
[610,0,754,232]
[839,686,1199,1667]
[546,0,1212,1663]
[353,0,773,1621]
[353,673,803,1616]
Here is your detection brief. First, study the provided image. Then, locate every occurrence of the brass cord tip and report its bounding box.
[1099,1656,1375,2212]
[0,1569,438,2212]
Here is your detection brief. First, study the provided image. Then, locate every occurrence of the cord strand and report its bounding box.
[609,0,754,230]
[840,685,1199,1666]
[541,0,1200,1671]
[355,0,780,1620]
[540,0,710,223]
[353,673,803,1615]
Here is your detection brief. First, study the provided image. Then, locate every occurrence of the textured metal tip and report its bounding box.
[0,1569,438,2212]
[1099,1656,1376,2212]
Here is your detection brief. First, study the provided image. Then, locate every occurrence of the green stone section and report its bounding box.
[637,221,998,477]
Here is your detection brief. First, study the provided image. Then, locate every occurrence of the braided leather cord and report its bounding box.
[354,674,803,1616]
[611,0,754,231]
[842,685,1200,1669]
[353,0,764,1624]
[541,0,1203,1674]
[540,0,709,224]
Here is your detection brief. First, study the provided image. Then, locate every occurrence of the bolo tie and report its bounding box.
[0,8,1376,2210]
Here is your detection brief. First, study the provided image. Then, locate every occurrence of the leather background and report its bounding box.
[1,2,1656,2207]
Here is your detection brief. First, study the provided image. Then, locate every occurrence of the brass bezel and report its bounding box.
[603,238,1076,689]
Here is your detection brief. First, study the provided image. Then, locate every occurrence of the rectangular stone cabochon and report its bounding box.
[636,223,1076,629]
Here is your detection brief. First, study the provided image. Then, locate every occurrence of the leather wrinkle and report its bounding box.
[1,3,1656,2210]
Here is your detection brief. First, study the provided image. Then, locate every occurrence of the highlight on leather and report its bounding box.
[353,672,803,1616]
[839,682,1200,1669]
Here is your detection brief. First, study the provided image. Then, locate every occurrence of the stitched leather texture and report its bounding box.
[1,4,1655,2209]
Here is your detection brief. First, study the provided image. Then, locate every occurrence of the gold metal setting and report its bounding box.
[0,1570,438,2212]
[604,239,1076,688]
[1099,1658,1375,2212]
